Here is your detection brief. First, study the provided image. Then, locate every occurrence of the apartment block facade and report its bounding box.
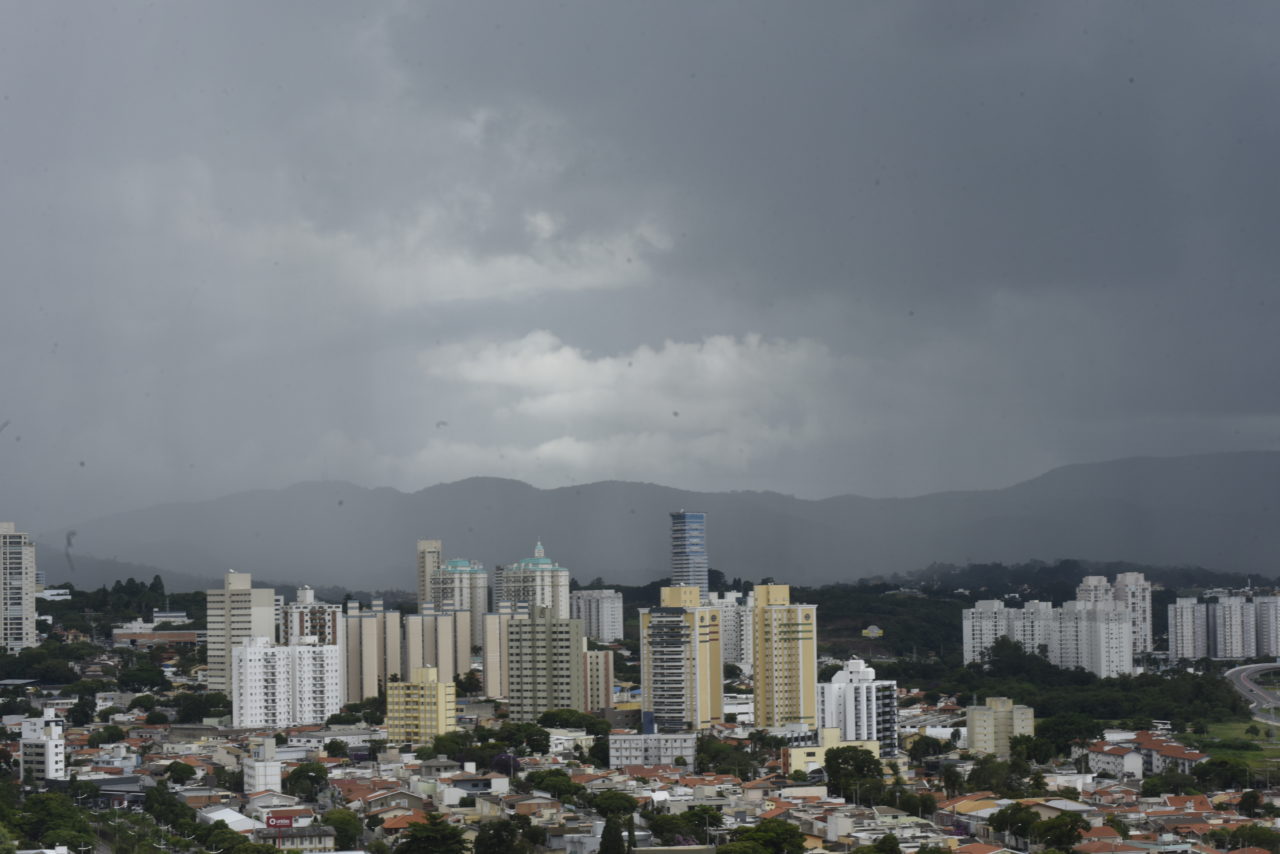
[752,584,818,729]
[206,570,276,693]
[386,666,457,745]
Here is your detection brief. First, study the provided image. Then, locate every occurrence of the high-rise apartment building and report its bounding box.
[1168,593,1280,661]
[963,573,1150,678]
[506,606,584,722]
[639,586,723,733]
[282,585,345,647]
[495,542,571,619]
[670,511,708,597]
[1168,597,1209,661]
[752,584,817,729]
[404,606,472,680]
[1054,600,1133,679]
[0,523,37,653]
[1211,595,1257,660]
[1114,572,1154,654]
[416,539,443,609]
[343,599,402,703]
[962,599,1009,665]
[817,658,898,756]
[481,601,529,699]
[1076,573,1154,654]
[584,649,615,713]
[386,666,457,745]
[206,570,276,693]
[966,696,1034,758]
[707,590,755,674]
[231,636,342,729]
[421,558,488,649]
[1255,597,1280,657]
[20,708,66,784]
[571,589,625,643]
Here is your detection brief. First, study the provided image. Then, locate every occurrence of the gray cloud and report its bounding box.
[2,1,1279,531]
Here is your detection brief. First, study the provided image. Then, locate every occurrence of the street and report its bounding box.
[1225,664,1280,723]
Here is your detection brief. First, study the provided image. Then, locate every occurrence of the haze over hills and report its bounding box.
[38,451,1280,592]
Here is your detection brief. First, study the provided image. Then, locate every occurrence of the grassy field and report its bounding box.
[1185,721,1280,775]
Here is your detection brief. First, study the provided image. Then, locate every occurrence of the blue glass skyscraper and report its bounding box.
[670,510,708,596]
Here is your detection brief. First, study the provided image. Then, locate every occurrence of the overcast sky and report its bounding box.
[3,2,1279,531]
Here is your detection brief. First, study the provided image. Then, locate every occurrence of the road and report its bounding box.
[1225,663,1280,723]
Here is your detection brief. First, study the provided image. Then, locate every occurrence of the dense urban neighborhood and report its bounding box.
[2,520,1280,854]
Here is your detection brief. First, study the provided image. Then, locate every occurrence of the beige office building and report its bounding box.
[506,606,584,722]
[752,584,817,729]
[416,539,443,609]
[584,648,615,713]
[0,524,37,653]
[404,606,472,681]
[481,601,529,699]
[206,570,276,693]
[343,599,402,703]
[966,696,1034,758]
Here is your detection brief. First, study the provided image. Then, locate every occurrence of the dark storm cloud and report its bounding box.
[1,1,1278,530]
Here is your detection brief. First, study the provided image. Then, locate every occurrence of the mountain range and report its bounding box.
[36,451,1280,592]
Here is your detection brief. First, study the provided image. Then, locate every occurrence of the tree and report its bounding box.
[166,760,196,785]
[128,694,157,712]
[592,790,638,820]
[522,769,584,802]
[145,710,169,725]
[17,792,91,843]
[598,817,625,854]
[394,814,470,854]
[988,802,1038,840]
[1194,757,1250,791]
[588,735,609,768]
[66,694,95,727]
[907,735,948,763]
[824,745,883,801]
[41,829,95,852]
[941,764,964,797]
[323,808,363,850]
[716,844,769,854]
[875,833,901,854]
[537,709,610,737]
[1037,713,1104,755]
[455,670,483,697]
[1239,789,1264,818]
[474,820,521,854]
[733,818,807,854]
[1141,772,1197,797]
[325,738,349,758]
[282,761,328,800]
[87,725,126,748]
[1031,813,1089,850]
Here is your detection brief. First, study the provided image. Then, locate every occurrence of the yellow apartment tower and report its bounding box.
[752,584,817,728]
[386,666,457,745]
[639,585,723,732]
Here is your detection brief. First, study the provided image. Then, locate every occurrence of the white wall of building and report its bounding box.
[231,636,342,729]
